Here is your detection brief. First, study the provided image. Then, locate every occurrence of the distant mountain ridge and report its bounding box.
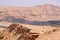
[0,4,60,21]
[0,4,60,23]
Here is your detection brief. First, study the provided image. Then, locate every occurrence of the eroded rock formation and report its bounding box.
[0,24,39,40]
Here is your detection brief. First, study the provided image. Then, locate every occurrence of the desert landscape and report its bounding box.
[0,4,60,40]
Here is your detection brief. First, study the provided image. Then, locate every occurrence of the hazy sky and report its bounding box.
[0,0,60,7]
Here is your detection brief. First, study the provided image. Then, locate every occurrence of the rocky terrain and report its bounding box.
[0,22,60,40]
[0,4,60,40]
[0,23,39,40]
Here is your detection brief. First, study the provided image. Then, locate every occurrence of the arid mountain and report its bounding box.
[0,4,60,25]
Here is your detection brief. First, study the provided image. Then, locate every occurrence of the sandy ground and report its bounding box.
[0,22,60,40]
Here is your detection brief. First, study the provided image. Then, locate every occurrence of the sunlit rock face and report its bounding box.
[0,24,39,40]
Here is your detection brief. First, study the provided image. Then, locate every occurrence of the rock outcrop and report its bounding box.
[0,24,39,40]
